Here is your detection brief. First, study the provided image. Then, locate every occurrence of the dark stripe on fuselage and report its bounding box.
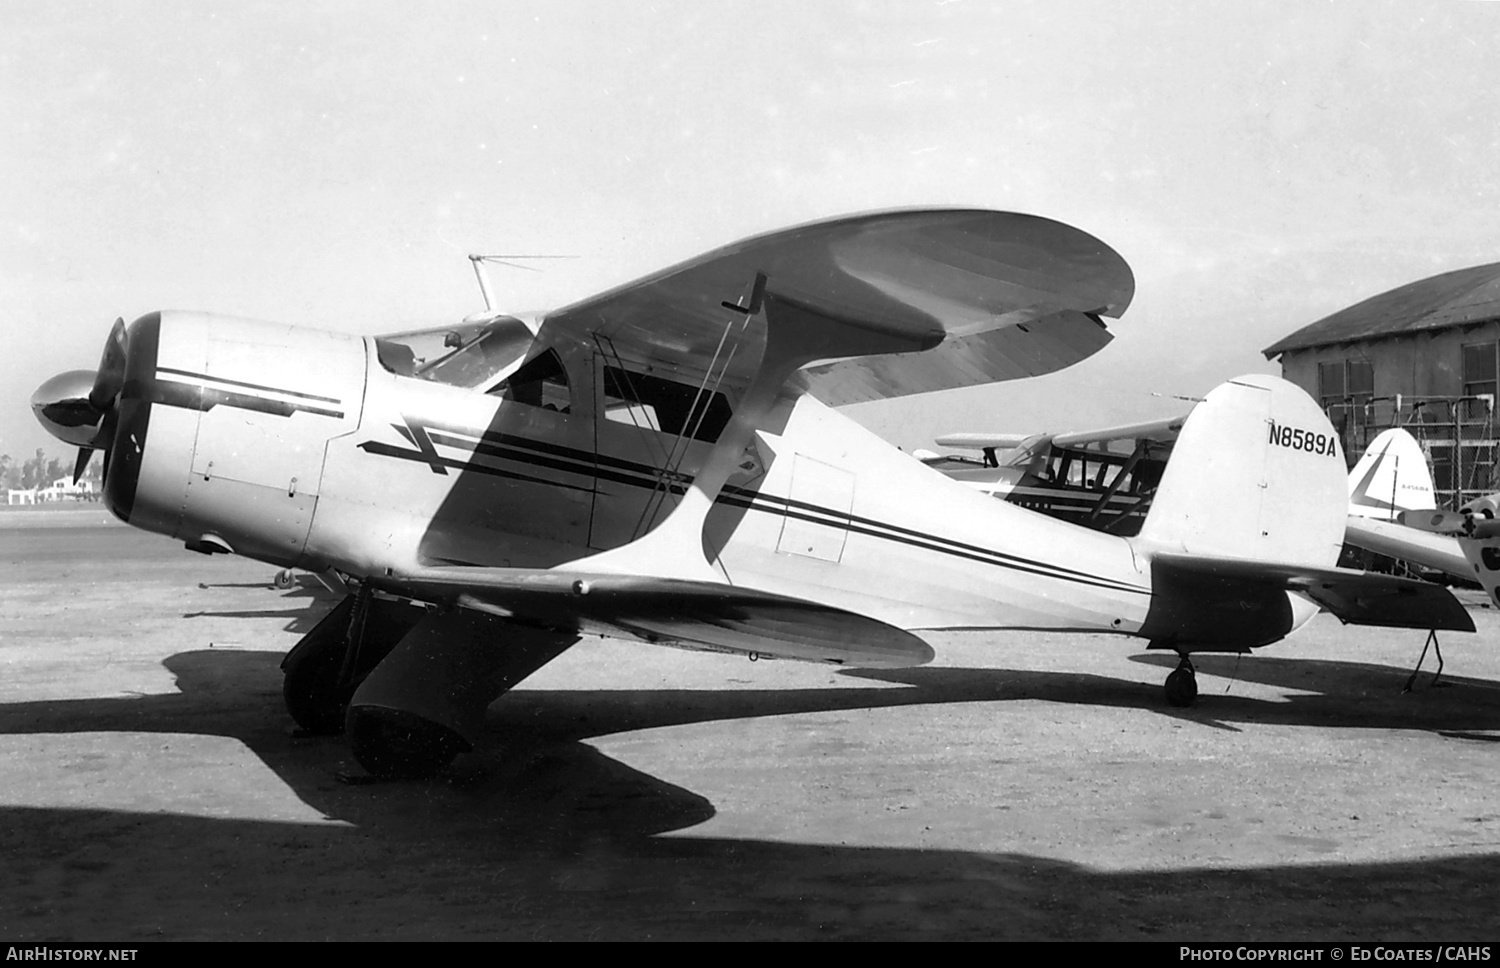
[414,415,691,484]
[426,429,688,495]
[155,367,343,405]
[359,416,1145,596]
[360,441,596,493]
[362,427,685,497]
[716,486,1145,595]
[149,371,345,419]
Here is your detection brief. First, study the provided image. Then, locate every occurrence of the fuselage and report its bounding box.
[105,311,1161,638]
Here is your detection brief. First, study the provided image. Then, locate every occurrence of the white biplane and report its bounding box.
[30,209,1472,778]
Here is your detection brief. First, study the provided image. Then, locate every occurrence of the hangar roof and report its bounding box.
[1263,261,1500,358]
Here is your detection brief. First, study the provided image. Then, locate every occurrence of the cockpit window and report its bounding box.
[374,316,534,389]
[493,349,571,412]
[601,366,731,442]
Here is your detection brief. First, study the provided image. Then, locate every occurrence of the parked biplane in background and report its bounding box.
[922,415,1184,535]
[30,209,1473,779]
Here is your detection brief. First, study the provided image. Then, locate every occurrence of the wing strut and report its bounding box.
[633,273,762,538]
[562,282,933,583]
[1085,440,1147,525]
[590,273,758,541]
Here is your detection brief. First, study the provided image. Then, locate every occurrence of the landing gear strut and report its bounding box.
[343,612,578,780]
[1164,655,1197,707]
[280,588,424,735]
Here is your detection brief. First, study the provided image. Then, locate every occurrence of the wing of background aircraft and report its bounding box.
[935,414,1187,461]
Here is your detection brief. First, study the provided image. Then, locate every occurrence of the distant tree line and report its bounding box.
[0,448,104,494]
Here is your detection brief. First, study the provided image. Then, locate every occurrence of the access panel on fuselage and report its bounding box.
[176,317,365,566]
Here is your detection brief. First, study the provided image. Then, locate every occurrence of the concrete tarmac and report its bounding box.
[2,512,1499,940]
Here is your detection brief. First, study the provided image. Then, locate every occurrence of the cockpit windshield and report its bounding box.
[374,315,536,389]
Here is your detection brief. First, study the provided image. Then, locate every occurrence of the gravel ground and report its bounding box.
[2,519,1498,940]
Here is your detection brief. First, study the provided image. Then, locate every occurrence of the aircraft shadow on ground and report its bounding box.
[181,578,337,633]
[1116,651,1500,734]
[1,648,1497,837]
[4,649,1500,939]
[2,804,1499,940]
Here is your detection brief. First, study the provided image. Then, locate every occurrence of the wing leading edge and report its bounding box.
[372,567,936,669]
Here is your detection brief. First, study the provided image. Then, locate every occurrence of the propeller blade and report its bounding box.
[1396,509,1469,534]
[72,448,94,486]
[89,317,128,410]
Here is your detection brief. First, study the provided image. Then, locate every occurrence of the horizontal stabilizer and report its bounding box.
[1153,552,1474,633]
[372,568,936,668]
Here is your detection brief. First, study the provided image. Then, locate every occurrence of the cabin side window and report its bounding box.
[492,349,571,412]
[600,366,731,442]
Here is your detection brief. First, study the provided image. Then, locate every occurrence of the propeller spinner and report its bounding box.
[31,317,128,483]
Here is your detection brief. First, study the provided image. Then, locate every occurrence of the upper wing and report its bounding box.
[539,209,1134,403]
[372,567,935,669]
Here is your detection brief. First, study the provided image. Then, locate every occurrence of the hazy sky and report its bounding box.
[4,0,1499,461]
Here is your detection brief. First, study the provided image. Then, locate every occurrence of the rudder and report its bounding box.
[1136,374,1346,567]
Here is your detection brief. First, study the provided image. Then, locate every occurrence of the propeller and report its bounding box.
[1396,509,1469,535]
[1396,496,1500,540]
[30,317,129,484]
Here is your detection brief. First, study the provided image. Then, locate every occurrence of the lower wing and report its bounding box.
[370,567,935,668]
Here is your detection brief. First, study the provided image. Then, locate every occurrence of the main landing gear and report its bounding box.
[281,586,579,780]
[1163,654,1198,708]
[280,588,424,736]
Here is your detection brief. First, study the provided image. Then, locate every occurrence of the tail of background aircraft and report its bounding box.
[1347,428,1437,521]
[1135,374,1346,567]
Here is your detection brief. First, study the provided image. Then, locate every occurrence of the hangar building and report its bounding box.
[1262,262,1500,509]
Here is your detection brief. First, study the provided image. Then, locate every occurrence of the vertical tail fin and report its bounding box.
[1346,428,1436,520]
[1135,374,1346,567]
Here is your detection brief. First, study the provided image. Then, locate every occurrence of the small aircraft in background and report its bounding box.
[929,416,1470,571]
[30,209,1473,779]
[920,416,1184,535]
[1338,428,1473,581]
